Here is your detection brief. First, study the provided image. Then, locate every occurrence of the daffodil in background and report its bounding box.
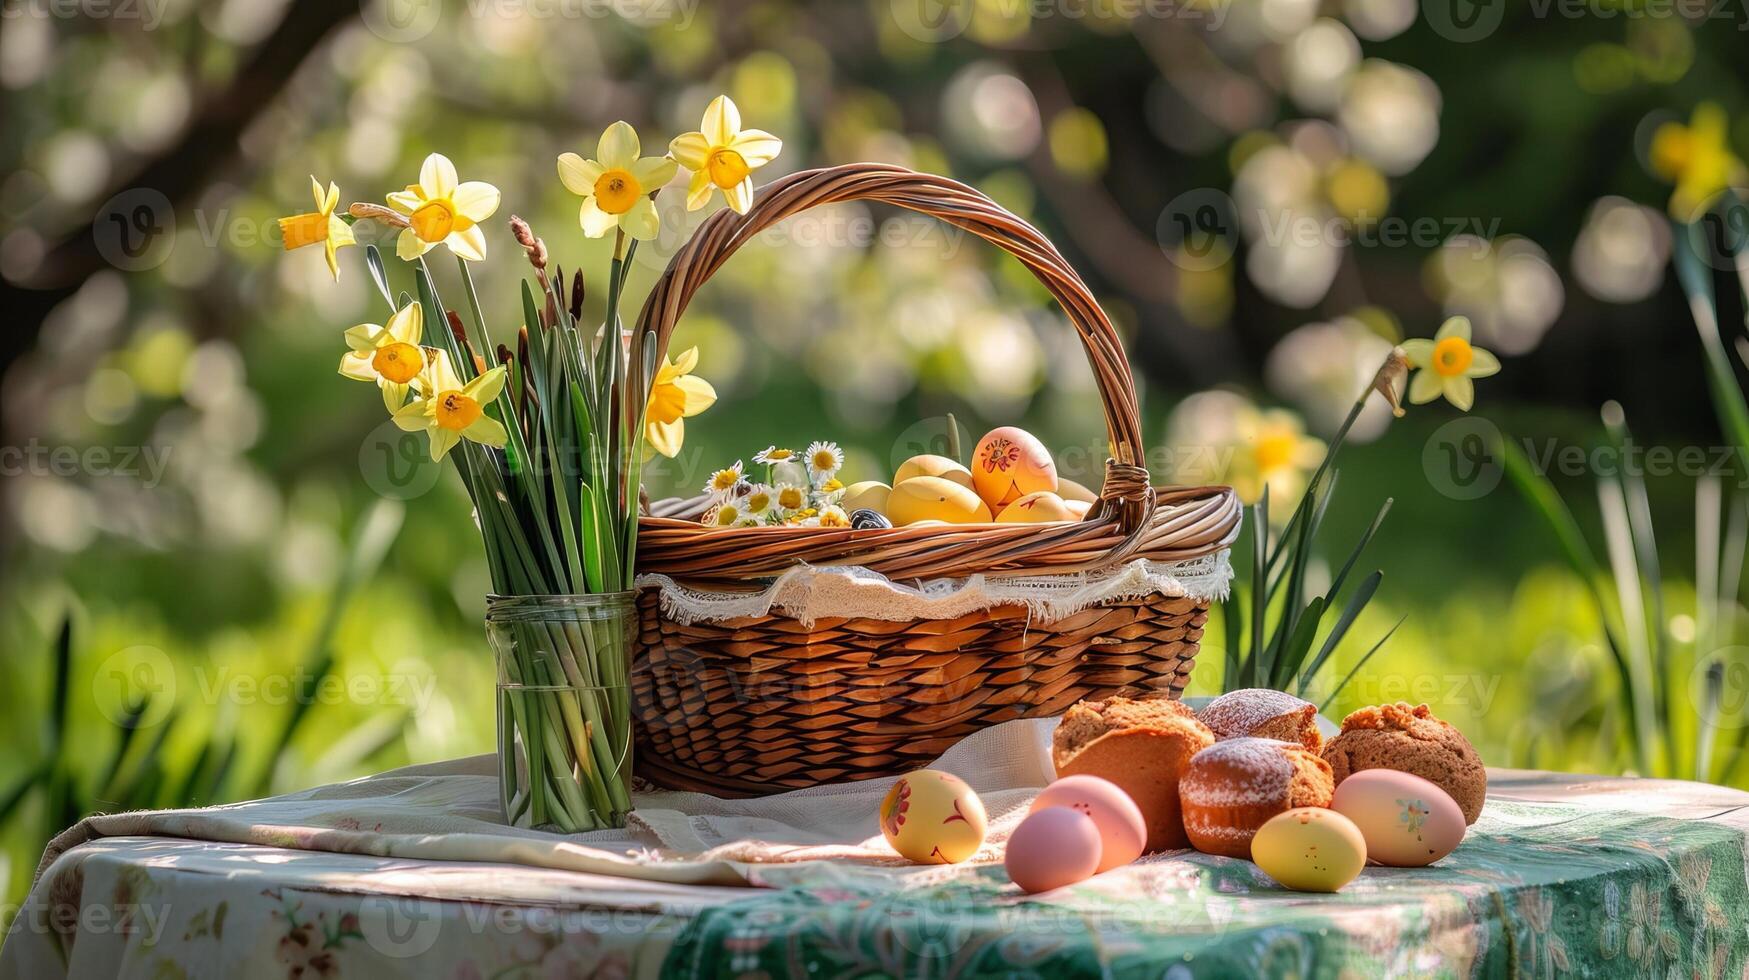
[387,153,501,261]
[393,348,508,461]
[1650,103,1747,222]
[339,302,426,411]
[644,346,716,457]
[1402,316,1499,412]
[670,96,783,214]
[1231,409,1325,509]
[278,176,354,281]
[558,123,678,240]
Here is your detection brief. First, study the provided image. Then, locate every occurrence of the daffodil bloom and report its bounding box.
[1229,409,1325,508]
[704,462,744,499]
[818,505,850,528]
[278,176,355,281]
[387,154,501,262]
[1650,104,1747,222]
[392,348,509,461]
[644,346,716,457]
[339,302,426,411]
[1401,316,1500,412]
[805,440,844,486]
[557,123,678,240]
[669,96,783,214]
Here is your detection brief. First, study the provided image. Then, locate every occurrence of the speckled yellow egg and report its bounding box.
[888,477,993,525]
[1058,478,1099,504]
[839,481,892,515]
[879,770,988,864]
[971,427,1058,509]
[893,455,974,491]
[1331,769,1467,867]
[1251,807,1367,893]
[996,491,1076,523]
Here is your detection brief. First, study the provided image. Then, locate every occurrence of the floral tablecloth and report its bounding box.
[3,720,1747,979]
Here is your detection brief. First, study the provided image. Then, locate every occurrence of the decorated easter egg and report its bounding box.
[888,477,994,525]
[879,770,988,864]
[894,455,975,491]
[1331,769,1467,867]
[1058,478,1099,504]
[971,427,1058,509]
[996,491,1076,524]
[1030,775,1147,872]
[1251,807,1367,893]
[849,509,893,530]
[839,481,891,515]
[1006,806,1103,894]
[1064,499,1091,519]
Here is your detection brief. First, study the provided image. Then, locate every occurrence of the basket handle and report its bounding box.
[630,163,1154,532]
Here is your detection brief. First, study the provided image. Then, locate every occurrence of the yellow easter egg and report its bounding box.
[1251,807,1367,893]
[972,427,1058,509]
[894,455,974,491]
[996,491,1075,523]
[839,481,892,515]
[888,477,993,525]
[1064,499,1091,519]
[880,769,988,864]
[1058,478,1099,504]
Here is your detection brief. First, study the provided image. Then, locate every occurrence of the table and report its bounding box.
[3,720,1747,979]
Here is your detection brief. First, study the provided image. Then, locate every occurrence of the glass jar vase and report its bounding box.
[486,592,636,832]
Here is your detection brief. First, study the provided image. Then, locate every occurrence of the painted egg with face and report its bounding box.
[971,427,1058,509]
[1251,807,1367,893]
[888,477,994,525]
[1006,806,1103,894]
[997,491,1076,524]
[879,770,988,864]
[1030,775,1147,872]
[1331,769,1468,867]
[893,455,975,491]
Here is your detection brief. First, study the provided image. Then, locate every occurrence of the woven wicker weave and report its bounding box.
[627,163,1241,796]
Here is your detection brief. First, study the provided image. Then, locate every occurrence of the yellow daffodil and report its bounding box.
[278,176,355,281]
[669,96,783,214]
[1650,104,1747,222]
[392,348,509,461]
[704,462,744,499]
[805,440,843,486]
[339,302,426,411]
[644,346,716,457]
[557,123,678,240]
[1401,316,1500,412]
[387,153,501,262]
[1229,409,1325,509]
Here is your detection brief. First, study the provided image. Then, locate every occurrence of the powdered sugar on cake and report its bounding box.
[1179,738,1294,807]
[1199,689,1311,736]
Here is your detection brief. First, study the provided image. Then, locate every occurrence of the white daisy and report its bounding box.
[703,461,744,499]
[805,440,844,486]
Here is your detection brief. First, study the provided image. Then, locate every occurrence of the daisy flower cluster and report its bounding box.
[703,441,851,528]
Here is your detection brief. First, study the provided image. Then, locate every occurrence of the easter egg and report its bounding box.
[1030,775,1147,872]
[888,477,993,525]
[997,491,1076,524]
[839,481,891,515]
[894,455,974,491]
[849,509,892,530]
[1251,807,1367,893]
[971,427,1058,509]
[1058,478,1099,504]
[1064,499,1091,519]
[1331,769,1467,867]
[1006,806,1103,894]
[879,770,988,864]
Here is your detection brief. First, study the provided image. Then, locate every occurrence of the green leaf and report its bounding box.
[1297,570,1383,696]
[1270,595,1325,690]
[365,245,394,312]
[1320,615,1407,713]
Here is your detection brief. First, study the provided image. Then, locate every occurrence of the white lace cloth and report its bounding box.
[633,551,1233,626]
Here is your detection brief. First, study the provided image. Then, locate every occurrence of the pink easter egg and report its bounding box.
[1030,775,1148,872]
[1331,768,1468,867]
[1005,806,1103,894]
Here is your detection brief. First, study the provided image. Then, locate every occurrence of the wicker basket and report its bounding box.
[625,163,1241,796]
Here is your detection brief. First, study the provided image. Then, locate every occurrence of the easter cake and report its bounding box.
[1197,688,1322,751]
[1320,702,1487,825]
[1178,737,1335,859]
[1053,697,1215,851]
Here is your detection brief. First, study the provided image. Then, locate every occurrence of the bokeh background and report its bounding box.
[3,0,1747,910]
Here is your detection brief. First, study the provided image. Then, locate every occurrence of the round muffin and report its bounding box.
[1198,688,1322,751]
[1178,738,1335,859]
[1320,702,1486,825]
[1054,697,1214,852]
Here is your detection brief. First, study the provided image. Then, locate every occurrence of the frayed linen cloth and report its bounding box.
[634,552,1233,627]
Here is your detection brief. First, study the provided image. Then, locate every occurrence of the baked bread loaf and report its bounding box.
[1053,697,1213,851]
[1198,688,1322,751]
[1178,737,1334,858]
[1320,702,1486,824]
